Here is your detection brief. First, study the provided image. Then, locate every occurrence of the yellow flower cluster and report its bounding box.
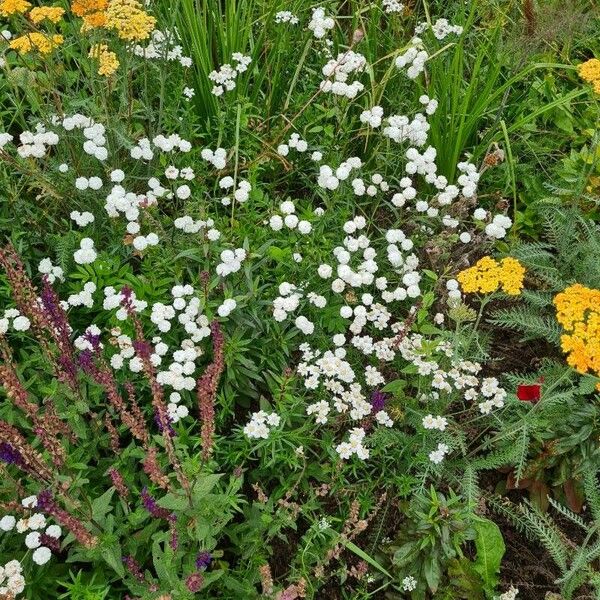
[457,256,526,296]
[105,0,156,41]
[29,6,65,24]
[0,0,30,17]
[554,284,600,387]
[71,0,107,29]
[89,43,119,76]
[9,32,64,55]
[0,0,31,17]
[578,58,600,95]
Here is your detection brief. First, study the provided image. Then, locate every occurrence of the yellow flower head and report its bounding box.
[89,43,119,76]
[554,284,600,385]
[456,256,525,296]
[9,32,63,55]
[105,0,156,41]
[71,0,107,29]
[0,0,31,17]
[29,6,65,24]
[578,58,600,95]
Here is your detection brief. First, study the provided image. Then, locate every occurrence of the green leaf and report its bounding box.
[423,552,442,593]
[92,488,115,523]
[193,474,223,499]
[101,540,124,577]
[343,540,393,579]
[157,493,189,511]
[472,518,505,597]
[381,379,407,395]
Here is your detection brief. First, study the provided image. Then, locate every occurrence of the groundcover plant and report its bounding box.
[0,0,599,598]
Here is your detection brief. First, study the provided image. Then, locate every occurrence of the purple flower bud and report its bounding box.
[0,442,22,465]
[195,551,212,570]
[371,390,388,413]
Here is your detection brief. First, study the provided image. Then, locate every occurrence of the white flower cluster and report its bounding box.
[221,177,252,206]
[382,0,404,13]
[67,282,96,309]
[272,282,302,322]
[217,298,237,317]
[269,200,312,234]
[416,18,463,40]
[320,51,367,98]
[0,309,30,334]
[74,325,102,351]
[130,133,191,161]
[351,172,389,197]
[38,258,64,284]
[336,427,369,460]
[422,414,448,431]
[209,52,252,96]
[15,125,59,159]
[478,377,507,414]
[74,175,103,191]
[384,113,430,146]
[243,410,281,439]
[0,560,25,597]
[132,29,192,67]
[402,576,417,591]
[156,339,203,391]
[103,286,148,321]
[317,156,362,190]
[277,132,308,156]
[166,391,189,423]
[418,94,438,115]
[308,7,335,39]
[360,105,384,128]
[429,442,449,464]
[70,210,95,227]
[0,496,62,572]
[395,38,428,79]
[0,132,13,148]
[201,147,227,169]
[55,113,111,161]
[485,214,513,239]
[73,238,97,265]
[216,248,247,277]
[174,215,220,240]
[275,11,299,24]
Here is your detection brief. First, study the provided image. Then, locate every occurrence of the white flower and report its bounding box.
[0,516,15,531]
[32,546,51,565]
[402,576,417,591]
[12,316,30,332]
[25,532,41,549]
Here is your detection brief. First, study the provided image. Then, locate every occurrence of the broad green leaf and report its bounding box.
[473,518,505,597]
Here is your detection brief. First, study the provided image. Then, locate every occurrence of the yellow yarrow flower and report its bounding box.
[29,6,65,24]
[578,58,600,95]
[9,32,63,55]
[71,0,107,29]
[0,0,31,17]
[105,0,156,41]
[89,43,119,76]
[554,284,600,388]
[456,256,525,296]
